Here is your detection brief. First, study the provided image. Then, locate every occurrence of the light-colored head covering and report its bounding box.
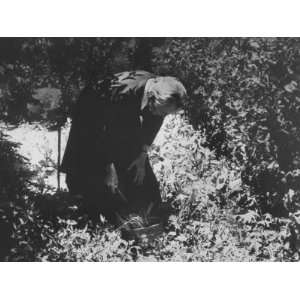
[141,76,187,110]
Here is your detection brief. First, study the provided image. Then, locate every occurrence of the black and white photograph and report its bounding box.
[1,1,300,299]
[1,37,300,262]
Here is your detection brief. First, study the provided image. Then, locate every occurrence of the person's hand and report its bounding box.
[128,152,147,185]
[104,163,119,194]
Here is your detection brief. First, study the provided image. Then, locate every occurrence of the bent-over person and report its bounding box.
[61,70,187,223]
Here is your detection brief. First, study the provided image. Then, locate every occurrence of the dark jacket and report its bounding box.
[61,70,164,176]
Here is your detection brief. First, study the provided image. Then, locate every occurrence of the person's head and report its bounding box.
[142,76,187,117]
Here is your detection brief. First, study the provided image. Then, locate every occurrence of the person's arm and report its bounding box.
[127,108,164,185]
[139,107,164,154]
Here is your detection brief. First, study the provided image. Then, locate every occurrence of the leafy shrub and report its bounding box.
[153,38,300,256]
[0,129,67,261]
[0,131,32,259]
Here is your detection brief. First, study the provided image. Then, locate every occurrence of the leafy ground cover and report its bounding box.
[2,114,296,261]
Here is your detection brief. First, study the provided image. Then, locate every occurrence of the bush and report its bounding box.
[0,131,31,259]
[152,38,300,254]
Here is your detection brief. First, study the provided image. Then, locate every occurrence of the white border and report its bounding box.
[1,1,300,299]
[0,0,300,36]
[1,263,299,300]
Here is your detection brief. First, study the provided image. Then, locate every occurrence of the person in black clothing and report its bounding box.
[60,70,187,223]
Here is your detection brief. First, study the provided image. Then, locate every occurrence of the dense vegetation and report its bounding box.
[0,38,300,261]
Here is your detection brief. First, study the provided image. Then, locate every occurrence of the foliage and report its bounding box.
[0,131,32,204]
[1,37,300,261]
[2,114,294,261]
[0,127,66,260]
[152,38,300,256]
[0,131,32,259]
[0,37,163,127]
